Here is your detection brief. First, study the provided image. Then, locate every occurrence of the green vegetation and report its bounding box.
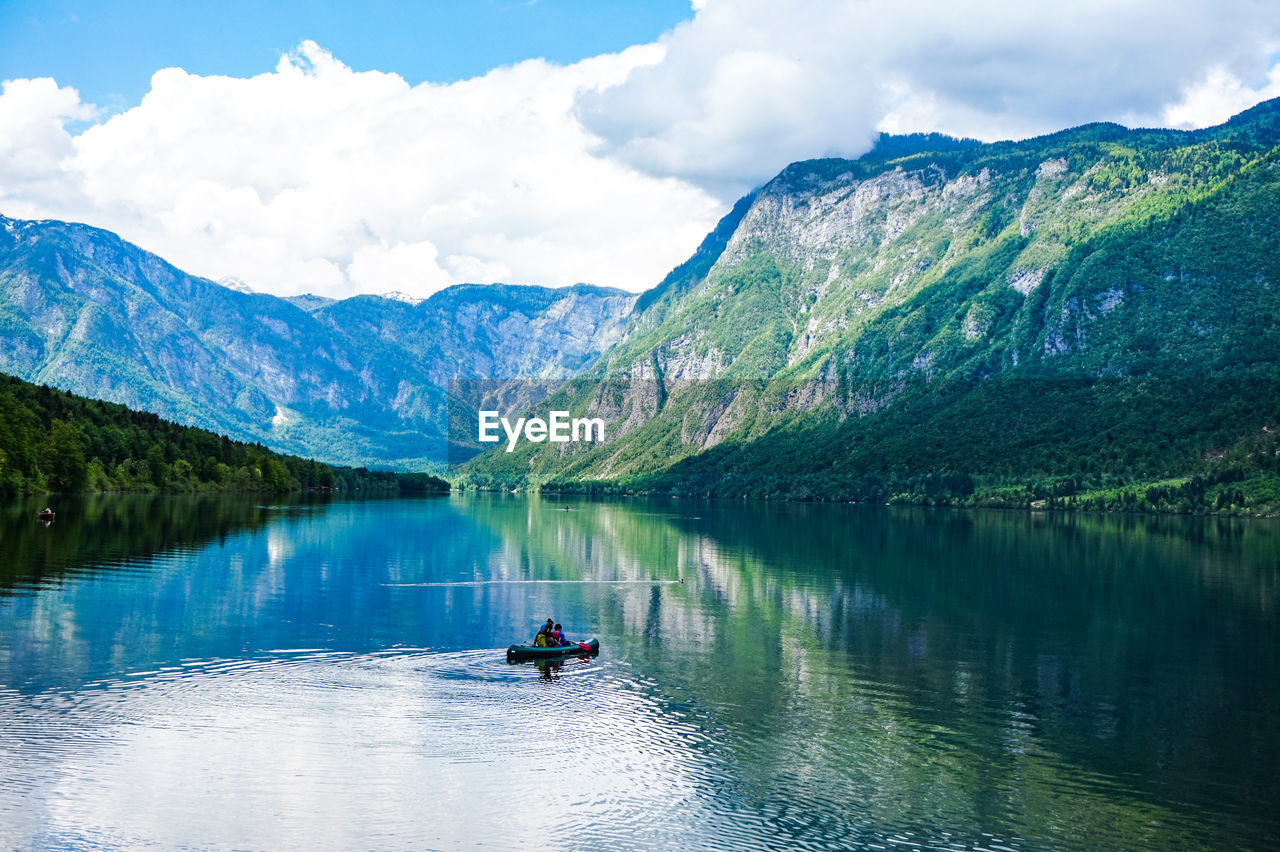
[525,379,1280,515]
[463,375,1280,515]
[0,372,448,496]
[459,100,1280,516]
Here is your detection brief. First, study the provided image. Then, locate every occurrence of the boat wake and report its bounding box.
[381,579,681,587]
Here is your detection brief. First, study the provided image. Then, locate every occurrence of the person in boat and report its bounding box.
[550,623,567,646]
[533,618,555,647]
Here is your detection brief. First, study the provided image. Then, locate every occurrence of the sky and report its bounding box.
[2,0,1280,300]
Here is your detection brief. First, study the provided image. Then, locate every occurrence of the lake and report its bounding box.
[1,493,1277,850]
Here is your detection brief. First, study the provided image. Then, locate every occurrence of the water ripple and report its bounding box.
[0,637,1258,852]
[0,645,883,850]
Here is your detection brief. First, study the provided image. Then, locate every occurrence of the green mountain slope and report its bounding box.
[0,216,635,469]
[460,99,1280,513]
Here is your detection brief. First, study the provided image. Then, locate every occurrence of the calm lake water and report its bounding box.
[1,493,1277,851]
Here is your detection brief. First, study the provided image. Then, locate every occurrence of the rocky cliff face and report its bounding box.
[0,216,635,468]
[463,99,1280,487]
[309,284,636,387]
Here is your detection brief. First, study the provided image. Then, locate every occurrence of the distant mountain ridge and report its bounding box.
[0,215,636,468]
[460,98,1280,510]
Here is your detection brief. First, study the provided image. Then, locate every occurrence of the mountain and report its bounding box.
[0,216,636,469]
[460,99,1280,513]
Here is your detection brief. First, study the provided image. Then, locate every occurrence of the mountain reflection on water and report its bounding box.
[1,493,1276,850]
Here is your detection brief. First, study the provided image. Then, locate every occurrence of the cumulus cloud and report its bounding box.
[580,0,1280,199]
[3,3,1280,300]
[1160,64,1280,129]
[347,240,451,297]
[0,41,723,298]
[0,77,97,216]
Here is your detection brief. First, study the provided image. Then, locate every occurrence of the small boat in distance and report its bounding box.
[506,638,599,663]
[37,508,55,522]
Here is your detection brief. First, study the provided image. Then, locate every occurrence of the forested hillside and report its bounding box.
[459,100,1280,515]
[0,372,448,495]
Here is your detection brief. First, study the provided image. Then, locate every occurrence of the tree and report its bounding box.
[40,419,88,492]
[146,443,169,487]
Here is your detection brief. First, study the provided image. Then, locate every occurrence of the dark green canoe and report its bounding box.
[506,638,600,662]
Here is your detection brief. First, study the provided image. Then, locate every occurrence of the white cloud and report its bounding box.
[1160,64,1280,130]
[2,4,1280,300]
[581,0,1280,199]
[0,41,723,298]
[0,77,96,217]
[347,240,450,300]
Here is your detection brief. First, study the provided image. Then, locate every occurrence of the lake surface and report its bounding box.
[1,493,1277,851]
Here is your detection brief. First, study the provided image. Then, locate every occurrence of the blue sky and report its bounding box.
[2,1,1279,300]
[0,0,695,112]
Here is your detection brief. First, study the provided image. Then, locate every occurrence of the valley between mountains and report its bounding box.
[5,100,1280,512]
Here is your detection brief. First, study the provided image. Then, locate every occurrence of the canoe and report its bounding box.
[506,638,599,662]
[37,511,55,521]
